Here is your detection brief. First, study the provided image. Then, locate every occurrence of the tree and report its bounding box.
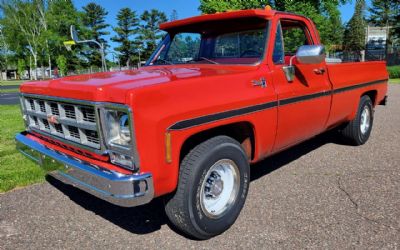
[82,2,109,68]
[369,0,400,52]
[343,0,366,57]
[199,0,270,13]
[170,9,178,21]
[46,0,84,71]
[0,24,11,80]
[17,59,26,79]
[199,0,349,50]
[111,8,139,67]
[138,9,168,60]
[394,4,400,41]
[56,55,67,76]
[0,0,45,80]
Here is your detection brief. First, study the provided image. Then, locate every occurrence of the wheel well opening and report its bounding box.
[179,122,255,163]
[362,90,378,106]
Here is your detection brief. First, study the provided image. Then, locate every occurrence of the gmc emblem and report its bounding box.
[47,114,59,124]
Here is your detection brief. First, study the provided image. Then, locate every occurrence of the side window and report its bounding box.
[282,22,311,55]
[272,23,284,64]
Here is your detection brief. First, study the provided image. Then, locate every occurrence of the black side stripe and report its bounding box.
[333,79,387,94]
[169,101,279,130]
[168,79,387,130]
[279,90,330,106]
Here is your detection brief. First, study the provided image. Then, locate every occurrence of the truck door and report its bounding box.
[271,19,331,151]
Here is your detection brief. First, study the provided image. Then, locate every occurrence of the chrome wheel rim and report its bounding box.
[360,106,370,135]
[200,159,240,219]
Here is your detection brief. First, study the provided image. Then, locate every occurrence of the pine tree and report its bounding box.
[82,2,109,68]
[343,0,366,56]
[369,0,397,27]
[395,6,400,42]
[170,9,178,21]
[369,0,399,51]
[138,9,168,60]
[111,8,139,67]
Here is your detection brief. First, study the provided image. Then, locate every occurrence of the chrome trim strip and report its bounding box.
[15,133,153,207]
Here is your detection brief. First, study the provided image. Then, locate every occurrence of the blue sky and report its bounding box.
[73,0,371,57]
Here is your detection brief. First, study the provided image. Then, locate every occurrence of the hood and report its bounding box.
[20,65,254,104]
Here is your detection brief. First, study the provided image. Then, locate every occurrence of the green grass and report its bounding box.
[389,79,400,84]
[0,105,45,192]
[387,66,400,79]
[0,80,24,86]
[0,88,20,93]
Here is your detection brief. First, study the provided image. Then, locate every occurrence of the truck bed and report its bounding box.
[325,61,388,128]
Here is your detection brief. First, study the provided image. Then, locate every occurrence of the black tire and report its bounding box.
[340,95,374,145]
[165,136,250,240]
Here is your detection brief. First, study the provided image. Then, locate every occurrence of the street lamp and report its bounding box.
[107,51,121,71]
[69,25,107,72]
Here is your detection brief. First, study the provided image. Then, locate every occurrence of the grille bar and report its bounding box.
[23,97,101,149]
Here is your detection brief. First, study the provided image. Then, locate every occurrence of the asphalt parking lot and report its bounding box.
[1,84,399,249]
[0,93,19,105]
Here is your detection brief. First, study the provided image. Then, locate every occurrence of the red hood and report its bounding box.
[20,65,254,103]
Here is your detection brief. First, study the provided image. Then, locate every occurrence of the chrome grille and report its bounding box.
[49,102,60,116]
[29,99,35,110]
[63,105,76,120]
[23,96,101,149]
[81,107,96,123]
[38,101,46,113]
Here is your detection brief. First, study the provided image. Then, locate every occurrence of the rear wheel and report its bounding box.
[165,136,250,240]
[340,95,374,145]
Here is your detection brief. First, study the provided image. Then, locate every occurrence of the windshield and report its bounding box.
[146,20,268,66]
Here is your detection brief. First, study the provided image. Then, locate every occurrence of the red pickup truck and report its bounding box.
[16,8,388,239]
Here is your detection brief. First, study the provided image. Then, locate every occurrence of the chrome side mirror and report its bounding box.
[296,45,325,64]
[282,45,326,82]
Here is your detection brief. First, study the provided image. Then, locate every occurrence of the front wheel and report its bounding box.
[165,136,250,239]
[340,95,374,145]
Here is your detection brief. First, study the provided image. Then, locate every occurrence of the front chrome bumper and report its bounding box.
[15,133,154,207]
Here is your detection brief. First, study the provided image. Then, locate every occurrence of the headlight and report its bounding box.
[104,109,132,147]
[103,107,136,170]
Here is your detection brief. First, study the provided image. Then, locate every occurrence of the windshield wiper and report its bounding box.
[155,58,174,65]
[199,57,219,64]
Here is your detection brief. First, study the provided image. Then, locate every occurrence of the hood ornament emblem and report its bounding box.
[47,114,59,124]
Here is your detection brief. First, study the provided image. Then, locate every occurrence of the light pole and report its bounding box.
[69,25,107,72]
[138,49,141,68]
[107,51,121,71]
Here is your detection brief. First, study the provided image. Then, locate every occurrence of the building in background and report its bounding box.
[365,26,399,65]
[366,26,389,51]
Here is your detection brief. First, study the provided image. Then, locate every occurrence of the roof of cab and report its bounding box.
[159,9,276,31]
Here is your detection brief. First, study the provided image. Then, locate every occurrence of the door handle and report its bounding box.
[313,68,326,75]
[252,78,267,88]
